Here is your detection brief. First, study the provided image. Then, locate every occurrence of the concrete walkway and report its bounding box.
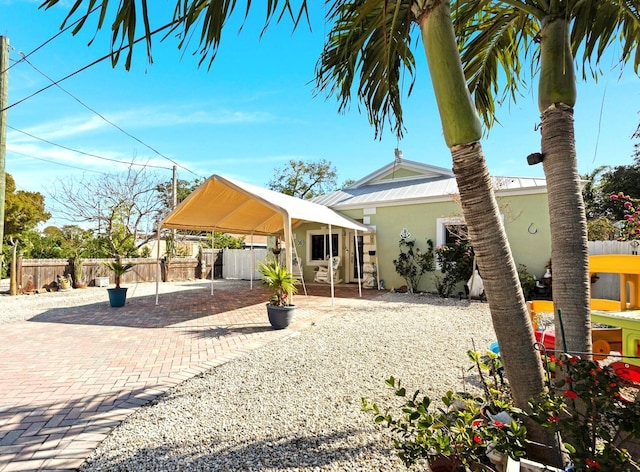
[0,281,378,472]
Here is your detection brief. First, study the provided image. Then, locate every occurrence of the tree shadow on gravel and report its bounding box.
[80,429,396,471]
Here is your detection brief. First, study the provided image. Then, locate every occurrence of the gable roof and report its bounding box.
[160,174,373,236]
[313,158,547,209]
[348,158,454,189]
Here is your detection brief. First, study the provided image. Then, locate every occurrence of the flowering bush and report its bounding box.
[362,379,527,470]
[610,193,640,241]
[529,353,640,471]
[363,351,528,470]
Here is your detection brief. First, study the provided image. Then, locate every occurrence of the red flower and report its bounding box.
[564,389,578,400]
[568,356,578,364]
[471,419,483,428]
[586,458,601,469]
[473,434,482,444]
[548,415,560,423]
[492,420,504,429]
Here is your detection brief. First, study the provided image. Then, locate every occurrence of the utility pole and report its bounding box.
[0,36,9,271]
[171,165,177,256]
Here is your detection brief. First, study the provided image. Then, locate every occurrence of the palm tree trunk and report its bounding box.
[452,144,546,403]
[417,3,560,462]
[540,104,591,354]
[538,17,591,355]
[419,0,545,403]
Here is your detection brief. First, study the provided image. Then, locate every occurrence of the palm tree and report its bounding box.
[315,0,552,453]
[454,0,640,355]
[43,0,553,460]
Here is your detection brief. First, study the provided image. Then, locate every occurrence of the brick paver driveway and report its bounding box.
[0,281,377,472]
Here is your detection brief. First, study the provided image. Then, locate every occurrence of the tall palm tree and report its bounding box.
[454,1,640,355]
[315,1,555,457]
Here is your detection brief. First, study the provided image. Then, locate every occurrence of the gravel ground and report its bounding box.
[61,290,496,472]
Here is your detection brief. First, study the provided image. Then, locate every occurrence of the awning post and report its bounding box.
[250,233,254,290]
[155,229,161,305]
[329,224,335,307]
[355,229,362,297]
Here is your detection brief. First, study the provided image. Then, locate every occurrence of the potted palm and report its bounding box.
[258,257,298,329]
[104,258,136,307]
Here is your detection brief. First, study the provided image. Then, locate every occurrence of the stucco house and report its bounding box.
[292,156,551,293]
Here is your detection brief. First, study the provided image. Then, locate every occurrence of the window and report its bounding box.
[437,217,467,248]
[307,231,340,264]
[444,223,468,246]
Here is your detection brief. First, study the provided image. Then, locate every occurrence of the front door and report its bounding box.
[347,232,364,282]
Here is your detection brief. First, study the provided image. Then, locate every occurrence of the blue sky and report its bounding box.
[2,0,639,212]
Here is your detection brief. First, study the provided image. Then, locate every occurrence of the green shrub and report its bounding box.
[434,242,474,297]
[392,239,435,293]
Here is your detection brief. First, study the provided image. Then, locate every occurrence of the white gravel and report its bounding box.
[62,290,497,471]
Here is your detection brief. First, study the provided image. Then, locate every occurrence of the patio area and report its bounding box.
[0,281,378,472]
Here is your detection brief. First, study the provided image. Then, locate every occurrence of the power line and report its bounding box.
[3,18,200,177]
[1,4,102,75]
[9,149,104,174]
[8,125,171,170]
[18,53,198,175]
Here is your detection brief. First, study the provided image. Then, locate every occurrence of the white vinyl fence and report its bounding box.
[588,240,640,301]
[222,249,269,280]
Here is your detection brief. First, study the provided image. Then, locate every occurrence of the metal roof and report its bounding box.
[314,174,548,209]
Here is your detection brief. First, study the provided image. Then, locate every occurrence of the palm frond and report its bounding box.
[571,0,640,78]
[40,0,310,70]
[454,2,538,129]
[314,0,416,139]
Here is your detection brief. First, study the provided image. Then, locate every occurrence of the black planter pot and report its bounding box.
[265,304,295,329]
[107,287,128,307]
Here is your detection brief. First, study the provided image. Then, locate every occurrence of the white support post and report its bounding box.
[355,229,362,297]
[155,229,161,305]
[250,233,254,290]
[211,230,215,295]
[329,224,335,307]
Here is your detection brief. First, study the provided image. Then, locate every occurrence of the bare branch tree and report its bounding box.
[48,165,166,256]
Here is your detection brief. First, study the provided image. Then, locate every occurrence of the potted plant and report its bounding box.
[258,257,298,329]
[103,258,136,307]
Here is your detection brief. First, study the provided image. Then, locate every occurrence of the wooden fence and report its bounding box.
[19,257,200,291]
[588,240,640,301]
[17,249,231,291]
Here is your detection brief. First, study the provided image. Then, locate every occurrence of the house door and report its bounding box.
[347,232,364,282]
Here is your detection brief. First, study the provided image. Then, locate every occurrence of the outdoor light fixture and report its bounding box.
[394,148,403,160]
[527,152,544,165]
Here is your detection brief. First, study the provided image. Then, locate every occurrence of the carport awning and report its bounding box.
[159,174,373,235]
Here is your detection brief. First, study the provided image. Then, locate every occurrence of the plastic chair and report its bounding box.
[314,256,342,284]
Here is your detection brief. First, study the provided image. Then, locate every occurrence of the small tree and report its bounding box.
[392,239,435,293]
[48,165,165,257]
[267,159,339,200]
